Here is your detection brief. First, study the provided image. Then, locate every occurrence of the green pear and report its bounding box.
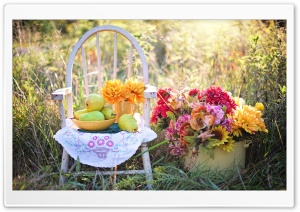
[85,94,106,112]
[118,114,138,132]
[79,111,105,121]
[101,106,116,120]
[74,108,88,120]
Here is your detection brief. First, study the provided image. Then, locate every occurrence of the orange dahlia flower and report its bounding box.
[101,79,129,104]
[123,78,145,103]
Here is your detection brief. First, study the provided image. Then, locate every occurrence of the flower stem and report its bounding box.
[132,140,169,159]
[156,91,179,115]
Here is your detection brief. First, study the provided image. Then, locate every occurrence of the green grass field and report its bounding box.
[12,20,286,190]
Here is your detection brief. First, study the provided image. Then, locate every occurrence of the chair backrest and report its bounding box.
[65,25,149,118]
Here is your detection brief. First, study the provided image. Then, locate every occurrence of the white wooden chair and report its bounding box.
[51,25,157,189]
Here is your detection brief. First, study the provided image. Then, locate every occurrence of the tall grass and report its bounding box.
[13,20,65,179]
[13,82,61,176]
[12,20,286,190]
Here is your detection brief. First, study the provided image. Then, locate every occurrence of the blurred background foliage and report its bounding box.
[12,20,286,190]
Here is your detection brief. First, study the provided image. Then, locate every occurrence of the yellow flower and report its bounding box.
[231,128,242,137]
[101,79,129,104]
[220,137,236,152]
[209,125,230,146]
[230,105,268,136]
[255,102,265,111]
[123,78,145,103]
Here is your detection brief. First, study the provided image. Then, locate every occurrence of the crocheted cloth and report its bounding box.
[54,114,157,168]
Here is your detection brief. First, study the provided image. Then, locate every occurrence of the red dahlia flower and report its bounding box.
[188,88,200,97]
[202,86,237,114]
[157,88,173,105]
[150,104,172,124]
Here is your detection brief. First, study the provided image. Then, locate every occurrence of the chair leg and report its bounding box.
[140,142,153,190]
[59,148,69,186]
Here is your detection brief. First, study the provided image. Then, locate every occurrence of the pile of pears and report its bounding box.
[73,94,139,133]
[74,94,116,121]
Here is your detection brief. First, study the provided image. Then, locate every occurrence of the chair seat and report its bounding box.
[54,115,157,168]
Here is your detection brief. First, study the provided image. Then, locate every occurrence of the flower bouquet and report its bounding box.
[150,86,268,169]
[101,78,145,121]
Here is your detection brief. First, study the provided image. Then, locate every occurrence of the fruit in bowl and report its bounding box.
[101,106,116,120]
[79,111,105,121]
[85,94,106,111]
[72,93,116,130]
[74,108,88,119]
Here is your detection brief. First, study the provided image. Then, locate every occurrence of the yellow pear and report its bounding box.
[74,109,88,120]
[79,111,105,121]
[85,94,106,112]
[101,106,116,120]
[118,114,138,132]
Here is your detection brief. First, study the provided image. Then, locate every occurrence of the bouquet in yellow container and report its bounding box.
[150,86,268,159]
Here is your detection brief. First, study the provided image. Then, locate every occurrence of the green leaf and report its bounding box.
[157,118,170,129]
[48,66,58,71]
[208,179,221,190]
[280,85,286,94]
[76,156,81,172]
[183,132,199,144]
[204,138,220,149]
[200,138,220,159]
[222,105,227,113]
[20,184,26,190]
[166,111,176,121]
[201,146,215,159]
[68,182,86,188]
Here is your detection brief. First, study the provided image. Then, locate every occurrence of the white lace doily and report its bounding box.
[54,113,157,168]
